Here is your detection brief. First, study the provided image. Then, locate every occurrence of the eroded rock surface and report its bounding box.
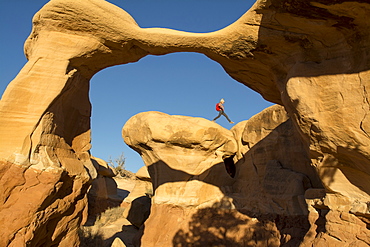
[232,105,370,246]
[231,105,316,216]
[122,111,237,207]
[122,111,282,246]
[0,0,369,246]
[121,166,152,228]
[123,107,369,246]
[0,161,89,247]
[88,157,121,217]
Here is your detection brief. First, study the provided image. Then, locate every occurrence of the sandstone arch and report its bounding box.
[0,0,369,246]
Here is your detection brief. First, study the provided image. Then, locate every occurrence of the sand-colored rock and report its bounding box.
[122,111,237,207]
[92,156,118,178]
[141,200,280,247]
[135,166,151,181]
[231,105,316,216]
[111,237,126,247]
[0,0,369,246]
[88,174,120,215]
[121,166,152,228]
[87,157,121,217]
[123,106,369,246]
[90,157,118,198]
[122,112,246,245]
[0,161,89,247]
[231,105,370,246]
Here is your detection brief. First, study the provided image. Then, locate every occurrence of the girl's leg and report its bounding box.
[213,111,222,121]
[222,112,232,122]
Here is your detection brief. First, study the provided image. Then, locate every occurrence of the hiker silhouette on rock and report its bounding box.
[212,98,234,124]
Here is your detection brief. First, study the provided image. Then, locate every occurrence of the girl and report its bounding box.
[212,98,234,123]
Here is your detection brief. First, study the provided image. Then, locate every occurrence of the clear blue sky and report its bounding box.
[0,0,273,173]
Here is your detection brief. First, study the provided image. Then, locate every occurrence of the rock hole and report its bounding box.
[315,209,329,235]
[223,155,236,178]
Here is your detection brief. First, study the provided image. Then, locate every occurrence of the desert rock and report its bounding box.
[0,161,89,247]
[231,105,369,246]
[121,166,152,228]
[122,166,152,206]
[111,238,126,247]
[0,0,368,246]
[88,157,121,217]
[122,111,237,207]
[231,104,316,216]
[122,111,282,246]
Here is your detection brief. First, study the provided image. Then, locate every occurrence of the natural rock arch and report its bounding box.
[88,51,269,172]
[0,0,369,246]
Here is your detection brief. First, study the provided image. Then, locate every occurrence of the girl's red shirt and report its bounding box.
[216,103,224,111]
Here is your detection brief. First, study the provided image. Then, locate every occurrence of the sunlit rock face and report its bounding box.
[231,105,370,246]
[121,166,153,228]
[0,0,369,245]
[123,106,369,246]
[122,111,237,207]
[88,157,120,216]
[231,105,316,216]
[122,111,281,246]
[0,161,90,247]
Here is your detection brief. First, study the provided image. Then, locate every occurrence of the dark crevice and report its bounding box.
[315,208,329,236]
[223,155,236,178]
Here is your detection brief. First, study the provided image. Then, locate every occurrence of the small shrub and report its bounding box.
[107,152,136,179]
[78,226,104,247]
[79,207,126,246]
[96,207,126,226]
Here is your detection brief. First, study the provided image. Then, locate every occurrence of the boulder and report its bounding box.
[135,166,151,181]
[88,157,121,217]
[122,112,282,246]
[123,106,369,246]
[122,167,152,205]
[111,237,126,247]
[122,111,237,208]
[231,105,316,216]
[121,166,152,228]
[92,156,117,178]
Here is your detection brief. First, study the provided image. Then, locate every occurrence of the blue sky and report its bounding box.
[0,0,273,173]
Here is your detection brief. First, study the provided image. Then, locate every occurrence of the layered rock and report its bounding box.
[0,161,89,247]
[123,112,240,244]
[0,0,368,246]
[122,111,282,246]
[121,166,152,228]
[231,105,317,216]
[0,0,153,245]
[123,107,369,246]
[88,157,120,216]
[122,111,237,207]
[122,166,152,206]
[231,105,370,246]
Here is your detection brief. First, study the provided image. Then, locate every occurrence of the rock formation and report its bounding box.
[123,106,369,246]
[111,237,126,247]
[121,166,152,228]
[0,0,369,246]
[122,111,281,246]
[231,105,315,216]
[122,112,237,207]
[231,105,370,246]
[88,157,121,216]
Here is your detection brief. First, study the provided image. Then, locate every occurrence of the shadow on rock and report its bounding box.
[172,198,280,247]
[126,195,152,228]
[117,188,131,199]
